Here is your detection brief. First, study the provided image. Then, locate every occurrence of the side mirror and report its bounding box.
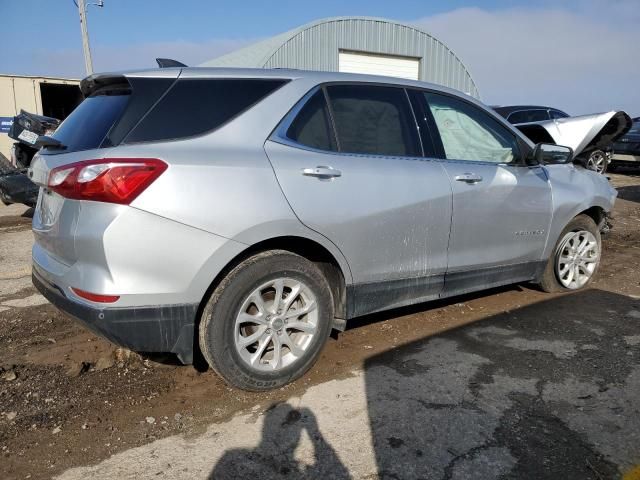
[530,143,573,165]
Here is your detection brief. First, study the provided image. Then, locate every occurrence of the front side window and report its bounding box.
[286,90,337,151]
[507,109,549,124]
[425,92,520,164]
[325,84,421,157]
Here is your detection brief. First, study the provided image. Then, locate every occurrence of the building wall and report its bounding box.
[0,75,79,160]
[265,18,478,98]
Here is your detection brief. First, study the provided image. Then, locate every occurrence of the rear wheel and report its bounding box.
[539,215,601,293]
[199,250,334,391]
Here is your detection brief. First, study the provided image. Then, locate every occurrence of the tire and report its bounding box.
[539,214,601,293]
[198,250,334,391]
[586,150,608,174]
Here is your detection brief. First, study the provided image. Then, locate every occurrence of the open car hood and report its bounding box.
[514,111,632,157]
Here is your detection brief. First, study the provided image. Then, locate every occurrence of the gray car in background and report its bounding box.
[28,68,617,390]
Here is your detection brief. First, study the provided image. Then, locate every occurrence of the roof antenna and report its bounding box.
[156,58,188,68]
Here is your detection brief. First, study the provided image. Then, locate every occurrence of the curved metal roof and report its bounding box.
[200,16,479,98]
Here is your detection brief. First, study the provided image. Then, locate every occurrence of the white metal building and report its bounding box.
[202,16,479,98]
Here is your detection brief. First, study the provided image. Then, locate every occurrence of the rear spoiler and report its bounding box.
[80,59,187,96]
[80,73,130,97]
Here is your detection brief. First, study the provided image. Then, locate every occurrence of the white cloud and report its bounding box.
[414,3,640,116]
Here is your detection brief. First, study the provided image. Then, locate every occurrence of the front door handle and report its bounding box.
[454,173,483,184]
[302,166,342,179]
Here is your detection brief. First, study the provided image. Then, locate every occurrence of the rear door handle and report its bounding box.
[454,173,483,184]
[302,166,342,179]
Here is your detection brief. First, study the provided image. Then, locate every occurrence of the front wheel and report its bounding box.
[198,250,334,391]
[539,215,602,293]
[586,150,608,174]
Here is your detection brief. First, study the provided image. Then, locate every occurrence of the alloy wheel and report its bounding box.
[587,151,607,174]
[234,278,318,371]
[555,230,599,289]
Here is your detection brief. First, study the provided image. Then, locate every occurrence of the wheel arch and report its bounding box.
[579,205,606,229]
[194,234,350,343]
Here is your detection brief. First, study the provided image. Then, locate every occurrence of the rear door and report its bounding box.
[265,83,452,315]
[415,91,552,295]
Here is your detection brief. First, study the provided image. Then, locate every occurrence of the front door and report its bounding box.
[416,90,552,295]
[265,84,452,316]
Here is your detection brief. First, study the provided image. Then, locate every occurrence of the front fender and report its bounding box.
[543,163,616,259]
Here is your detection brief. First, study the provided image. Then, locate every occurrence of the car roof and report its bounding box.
[82,66,478,102]
[492,105,565,115]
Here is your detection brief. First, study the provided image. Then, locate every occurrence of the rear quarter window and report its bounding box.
[124,78,288,143]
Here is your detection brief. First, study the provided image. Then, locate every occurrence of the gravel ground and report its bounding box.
[1,169,639,479]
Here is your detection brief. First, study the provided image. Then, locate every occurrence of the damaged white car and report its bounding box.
[508,111,632,174]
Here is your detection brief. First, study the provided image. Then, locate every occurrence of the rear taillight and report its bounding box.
[71,287,120,303]
[47,158,167,204]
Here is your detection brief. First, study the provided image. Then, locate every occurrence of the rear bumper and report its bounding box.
[32,268,197,364]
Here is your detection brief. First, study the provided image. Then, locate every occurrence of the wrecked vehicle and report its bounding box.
[610,117,640,169]
[0,111,60,207]
[30,68,619,391]
[504,110,631,174]
[493,104,570,123]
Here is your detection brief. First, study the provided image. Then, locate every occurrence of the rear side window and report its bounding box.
[49,91,130,153]
[507,109,549,124]
[125,79,287,143]
[286,90,337,151]
[325,84,421,157]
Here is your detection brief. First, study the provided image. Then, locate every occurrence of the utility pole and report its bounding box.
[77,0,94,75]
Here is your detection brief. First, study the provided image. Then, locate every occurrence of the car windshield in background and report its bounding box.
[508,109,549,123]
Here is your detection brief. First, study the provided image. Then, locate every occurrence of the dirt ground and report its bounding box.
[1,169,639,479]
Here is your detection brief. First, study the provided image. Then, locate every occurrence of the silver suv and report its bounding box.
[29,68,616,390]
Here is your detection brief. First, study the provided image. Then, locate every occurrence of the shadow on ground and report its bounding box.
[616,184,640,204]
[365,289,640,479]
[209,404,350,479]
[209,289,640,479]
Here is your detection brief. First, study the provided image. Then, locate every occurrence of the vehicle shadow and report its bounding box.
[209,403,351,480]
[615,184,640,204]
[344,283,524,332]
[364,288,639,479]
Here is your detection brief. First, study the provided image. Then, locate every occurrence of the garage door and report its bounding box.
[338,51,420,80]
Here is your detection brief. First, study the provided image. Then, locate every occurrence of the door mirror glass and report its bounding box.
[532,143,573,165]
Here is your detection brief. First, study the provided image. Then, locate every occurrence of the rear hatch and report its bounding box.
[30,70,181,266]
[30,68,290,268]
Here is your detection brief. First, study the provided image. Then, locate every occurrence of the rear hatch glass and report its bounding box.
[42,76,288,154]
[46,92,130,153]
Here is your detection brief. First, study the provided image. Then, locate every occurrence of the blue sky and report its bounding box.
[1,0,639,115]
